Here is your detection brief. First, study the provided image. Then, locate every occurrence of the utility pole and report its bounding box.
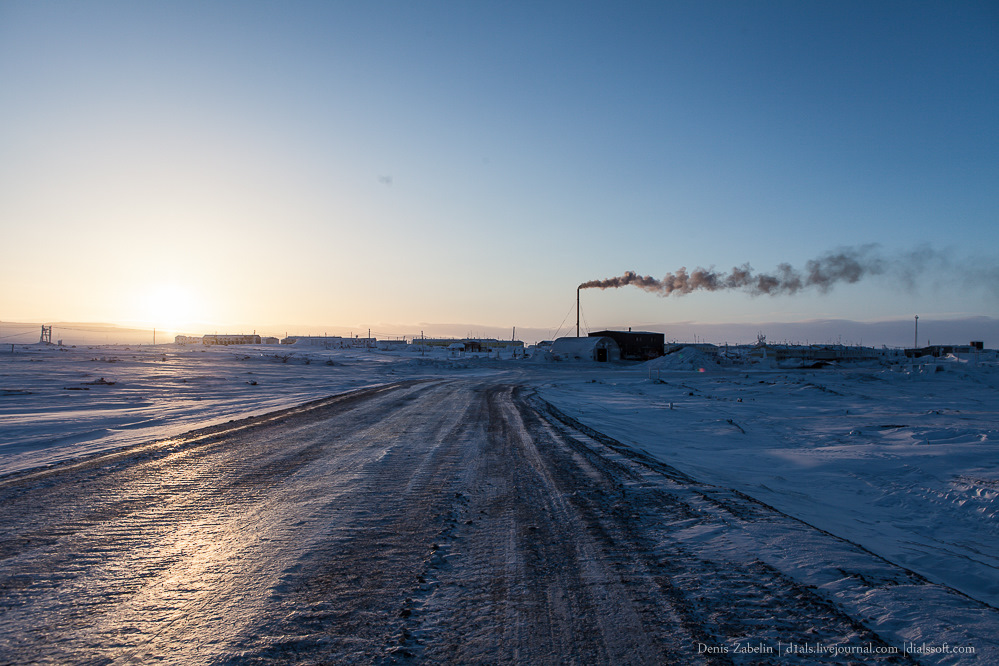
[914,315,919,349]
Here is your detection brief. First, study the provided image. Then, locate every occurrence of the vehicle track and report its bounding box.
[0,379,988,663]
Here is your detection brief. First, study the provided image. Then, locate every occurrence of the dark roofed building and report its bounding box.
[588,330,664,360]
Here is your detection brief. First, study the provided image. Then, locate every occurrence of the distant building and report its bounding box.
[665,342,719,355]
[550,336,620,362]
[261,337,280,345]
[589,330,664,360]
[411,338,459,349]
[411,338,523,352]
[474,339,525,351]
[282,335,375,348]
[175,335,203,345]
[283,336,345,348]
[750,343,888,363]
[202,334,261,346]
[906,342,990,358]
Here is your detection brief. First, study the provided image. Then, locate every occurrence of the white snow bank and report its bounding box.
[644,346,723,372]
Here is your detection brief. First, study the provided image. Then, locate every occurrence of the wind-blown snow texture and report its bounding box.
[2,343,997,661]
[539,356,999,612]
[0,345,423,473]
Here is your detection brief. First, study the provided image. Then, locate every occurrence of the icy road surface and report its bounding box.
[0,379,996,664]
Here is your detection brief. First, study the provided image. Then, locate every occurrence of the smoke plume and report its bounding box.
[579,246,889,296]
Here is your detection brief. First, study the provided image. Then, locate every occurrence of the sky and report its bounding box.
[1,0,997,342]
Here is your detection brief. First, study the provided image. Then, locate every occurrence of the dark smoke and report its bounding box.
[578,246,888,296]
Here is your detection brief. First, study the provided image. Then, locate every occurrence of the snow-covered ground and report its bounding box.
[536,353,999,614]
[2,342,997,637]
[0,343,485,474]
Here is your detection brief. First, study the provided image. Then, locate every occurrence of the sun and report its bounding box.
[141,283,202,331]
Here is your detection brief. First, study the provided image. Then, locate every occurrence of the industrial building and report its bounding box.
[588,330,664,360]
[550,336,620,362]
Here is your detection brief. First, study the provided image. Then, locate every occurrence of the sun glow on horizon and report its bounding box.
[135,283,205,332]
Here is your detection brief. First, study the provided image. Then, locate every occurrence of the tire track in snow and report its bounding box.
[0,381,434,664]
[2,379,994,664]
[394,386,915,664]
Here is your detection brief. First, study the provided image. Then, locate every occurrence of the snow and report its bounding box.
[0,344,450,474]
[2,343,998,660]
[646,345,724,371]
[536,358,999,613]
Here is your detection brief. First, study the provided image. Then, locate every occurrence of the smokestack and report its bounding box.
[576,288,580,337]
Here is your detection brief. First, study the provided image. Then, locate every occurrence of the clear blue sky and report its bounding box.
[1,1,996,337]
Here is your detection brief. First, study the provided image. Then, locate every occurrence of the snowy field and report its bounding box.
[537,352,999,614]
[2,342,997,654]
[0,343,491,474]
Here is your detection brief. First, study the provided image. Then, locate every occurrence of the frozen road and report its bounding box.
[0,379,989,664]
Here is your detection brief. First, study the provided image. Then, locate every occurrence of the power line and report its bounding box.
[550,298,577,341]
[51,324,153,334]
[0,330,38,340]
